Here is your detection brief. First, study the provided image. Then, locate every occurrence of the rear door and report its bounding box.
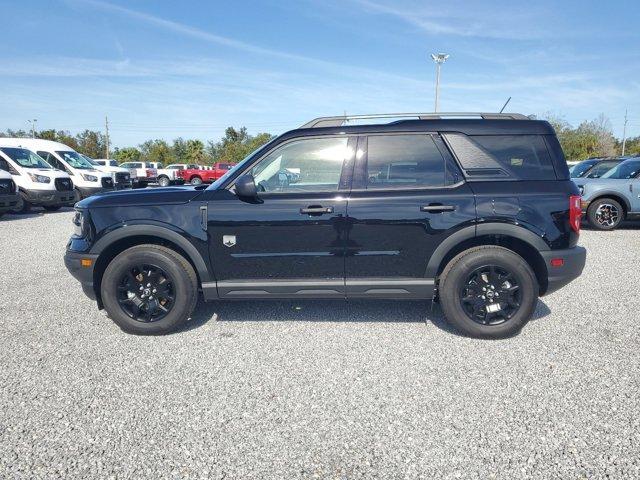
[345,133,476,298]
[207,135,356,298]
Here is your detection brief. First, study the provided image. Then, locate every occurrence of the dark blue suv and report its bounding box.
[65,113,586,338]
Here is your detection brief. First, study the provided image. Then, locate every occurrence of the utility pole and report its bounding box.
[621,109,628,156]
[27,119,37,138]
[105,115,110,160]
[430,53,449,112]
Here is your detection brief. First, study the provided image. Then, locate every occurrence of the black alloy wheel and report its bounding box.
[117,264,175,323]
[460,265,521,326]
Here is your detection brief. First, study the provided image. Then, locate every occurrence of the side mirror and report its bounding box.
[235,173,258,198]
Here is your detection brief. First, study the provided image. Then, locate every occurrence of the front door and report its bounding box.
[207,135,355,298]
[345,133,476,298]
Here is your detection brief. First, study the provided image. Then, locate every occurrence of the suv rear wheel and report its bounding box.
[101,244,198,335]
[438,246,538,338]
[587,198,623,230]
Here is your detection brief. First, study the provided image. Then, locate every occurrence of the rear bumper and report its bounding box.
[24,188,76,206]
[0,193,19,211]
[540,246,587,295]
[64,249,99,301]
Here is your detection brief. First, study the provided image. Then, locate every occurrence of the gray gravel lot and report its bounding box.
[1,209,639,479]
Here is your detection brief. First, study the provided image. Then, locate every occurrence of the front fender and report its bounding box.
[91,222,212,283]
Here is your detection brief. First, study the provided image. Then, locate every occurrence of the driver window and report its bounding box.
[251,137,349,193]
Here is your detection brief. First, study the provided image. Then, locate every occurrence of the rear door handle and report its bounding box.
[300,206,334,215]
[420,204,456,213]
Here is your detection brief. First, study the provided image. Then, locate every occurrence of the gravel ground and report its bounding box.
[1,209,639,479]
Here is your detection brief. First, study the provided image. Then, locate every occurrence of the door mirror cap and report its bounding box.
[235,173,258,198]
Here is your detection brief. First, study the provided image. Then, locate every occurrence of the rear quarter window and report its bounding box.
[444,134,557,180]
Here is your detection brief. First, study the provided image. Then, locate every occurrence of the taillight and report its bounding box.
[569,195,581,233]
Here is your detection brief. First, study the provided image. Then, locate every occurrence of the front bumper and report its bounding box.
[540,246,587,295]
[76,186,115,199]
[0,193,19,211]
[24,189,76,206]
[64,249,99,301]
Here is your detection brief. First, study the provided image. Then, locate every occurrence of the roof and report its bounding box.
[286,118,556,138]
[0,137,77,151]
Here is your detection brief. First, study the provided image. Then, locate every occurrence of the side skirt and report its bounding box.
[202,278,435,301]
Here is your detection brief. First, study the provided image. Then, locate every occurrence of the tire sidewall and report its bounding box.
[158,176,170,187]
[11,192,30,214]
[440,248,538,338]
[101,248,196,334]
[190,176,202,185]
[588,198,623,230]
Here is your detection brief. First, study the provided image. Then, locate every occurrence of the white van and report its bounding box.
[81,156,133,190]
[0,144,75,213]
[0,139,114,199]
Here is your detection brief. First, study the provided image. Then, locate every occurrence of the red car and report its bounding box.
[177,163,234,185]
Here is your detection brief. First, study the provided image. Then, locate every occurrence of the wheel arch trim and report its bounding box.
[586,192,631,213]
[91,224,211,282]
[425,223,549,278]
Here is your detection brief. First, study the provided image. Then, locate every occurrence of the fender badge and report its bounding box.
[222,235,236,247]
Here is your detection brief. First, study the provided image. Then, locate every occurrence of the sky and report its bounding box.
[1,0,639,147]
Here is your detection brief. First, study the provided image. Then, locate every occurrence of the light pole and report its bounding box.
[430,53,449,112]
[27,119,37,138]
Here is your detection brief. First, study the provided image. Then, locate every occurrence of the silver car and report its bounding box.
[577,157,640,230]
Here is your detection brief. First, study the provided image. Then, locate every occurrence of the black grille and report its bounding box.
[101,177,114,188]
[0,179,15,194]
[115,172,130,184]
[54,178,73,191]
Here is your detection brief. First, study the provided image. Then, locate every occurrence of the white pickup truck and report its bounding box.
[148,162,186,187]
[119,161,158,188]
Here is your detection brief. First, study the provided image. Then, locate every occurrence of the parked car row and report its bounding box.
[571,155,640,230]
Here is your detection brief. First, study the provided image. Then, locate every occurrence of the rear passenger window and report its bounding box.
[366,134,456,189]
[470,135,556,180]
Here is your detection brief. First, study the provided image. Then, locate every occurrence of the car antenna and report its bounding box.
[499,97,512,113]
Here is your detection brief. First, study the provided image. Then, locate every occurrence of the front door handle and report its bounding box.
[300,205,334,215]
[420,204,456,213]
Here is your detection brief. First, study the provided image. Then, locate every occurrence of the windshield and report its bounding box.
[208,138,279,190]
[602,160,640,179]
[0,147,52,169]
[81,154,100,166]
[570,159,599,178]
[56,151,95,170]
[584,160,620,178]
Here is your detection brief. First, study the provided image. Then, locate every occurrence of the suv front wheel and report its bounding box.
[438,246,538,339]
[101,244,198,335]
[587,198,623,230]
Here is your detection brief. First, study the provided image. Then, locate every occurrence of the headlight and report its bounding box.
[82,174,98,182]
[27,173,51,183]
[72,210,87,237]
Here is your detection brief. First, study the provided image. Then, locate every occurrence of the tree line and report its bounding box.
[1,115,638,163]
[0,127,273,166]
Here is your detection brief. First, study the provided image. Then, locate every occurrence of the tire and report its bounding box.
[158,176,170,187]
[587,198,623,231]
[190,176,203,185]
[43,205,62,212]
[438,246,538,339]
[100,244,199,335]
[11,192,31,214]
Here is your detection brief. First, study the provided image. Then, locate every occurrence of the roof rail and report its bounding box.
[300,112,530,129]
